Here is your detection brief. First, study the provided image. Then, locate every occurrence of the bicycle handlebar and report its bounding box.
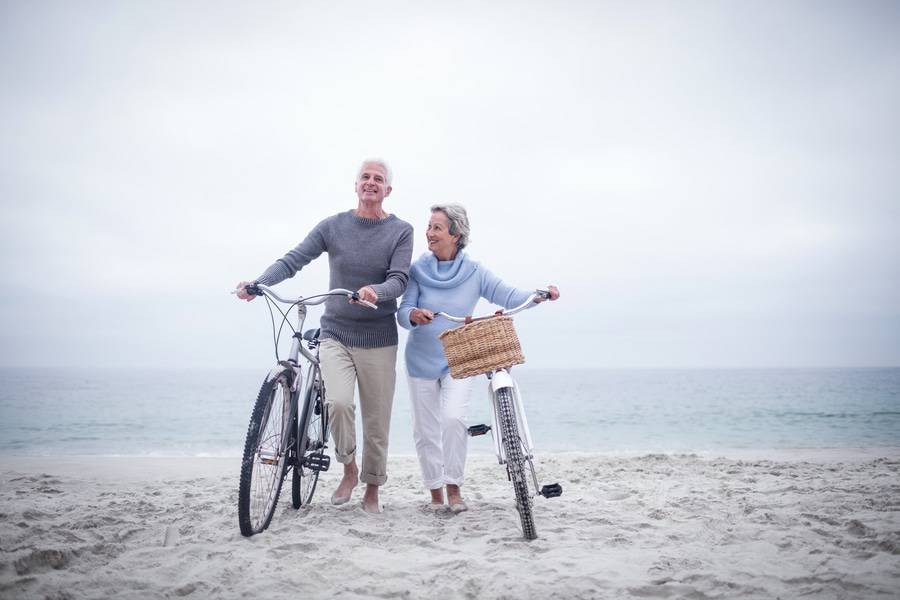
[435,290,551,323]
[234,283,378,309]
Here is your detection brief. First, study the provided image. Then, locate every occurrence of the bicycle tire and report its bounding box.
[292,367,328,508]
[496,387,537,540]
[238,369,294,536]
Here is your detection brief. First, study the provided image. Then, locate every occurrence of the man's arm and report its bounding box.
[368,224,413,301]
[255,223,328,287]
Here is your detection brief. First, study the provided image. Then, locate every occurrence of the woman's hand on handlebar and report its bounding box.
[235,281,258,301]
[410,308,435,325]
[534,284,560,303]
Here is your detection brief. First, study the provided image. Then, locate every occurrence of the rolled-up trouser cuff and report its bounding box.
[424,480,443,491]
[361,471,387,486]
[334,449,356,465]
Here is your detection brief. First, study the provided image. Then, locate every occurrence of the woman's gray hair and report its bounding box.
[357,158,393,186]
[431,203,470,249]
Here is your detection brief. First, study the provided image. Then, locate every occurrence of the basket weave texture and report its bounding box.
[439,316,525,379]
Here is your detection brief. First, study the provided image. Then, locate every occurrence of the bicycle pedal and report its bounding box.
[540,483,563,498]
[467,424,491,436]
[302,453,330,472]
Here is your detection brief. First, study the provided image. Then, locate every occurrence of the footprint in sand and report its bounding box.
[13,549,70,575]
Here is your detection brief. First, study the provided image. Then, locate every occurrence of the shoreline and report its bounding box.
[1,446,898,479]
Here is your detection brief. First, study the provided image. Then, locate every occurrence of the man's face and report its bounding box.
[355,163,392,203]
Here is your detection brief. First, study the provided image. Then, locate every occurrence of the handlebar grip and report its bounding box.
[245,284,262,296]
[350,292,378,310]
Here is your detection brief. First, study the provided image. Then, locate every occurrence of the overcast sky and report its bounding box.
[1,0,898,369]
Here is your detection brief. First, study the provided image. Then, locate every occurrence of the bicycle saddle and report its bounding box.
[302,328,321,343]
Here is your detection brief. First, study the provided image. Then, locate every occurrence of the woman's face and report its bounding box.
[426,211,460,259]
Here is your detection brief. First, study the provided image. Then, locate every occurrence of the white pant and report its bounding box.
[407,373,474,490]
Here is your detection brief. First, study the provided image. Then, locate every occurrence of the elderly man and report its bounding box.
[236,158,413,512]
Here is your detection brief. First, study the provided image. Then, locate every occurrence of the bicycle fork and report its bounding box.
[468,369,563,499]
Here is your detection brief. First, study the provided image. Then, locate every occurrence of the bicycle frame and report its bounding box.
[254,284,376,458]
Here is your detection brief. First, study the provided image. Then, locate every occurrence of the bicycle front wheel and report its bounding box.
[292,368,328,508]
[238,369,294,536]
[496,387,537,540]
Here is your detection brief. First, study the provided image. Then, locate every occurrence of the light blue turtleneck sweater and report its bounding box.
[398,251,535,379]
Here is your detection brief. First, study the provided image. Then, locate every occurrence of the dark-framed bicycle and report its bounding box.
[234,283,375,537]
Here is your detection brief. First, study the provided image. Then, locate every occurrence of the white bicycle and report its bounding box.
[437,290,562,540]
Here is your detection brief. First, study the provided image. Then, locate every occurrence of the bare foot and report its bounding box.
[446,484,467,512]
[429,487,445,506]
[362,483,381,513]
[331,462,359,505]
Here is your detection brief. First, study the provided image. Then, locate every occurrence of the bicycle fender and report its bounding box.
[265,361,293,384]
[490,370,515,392]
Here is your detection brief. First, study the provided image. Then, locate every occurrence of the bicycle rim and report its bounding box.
[238,371,293,536]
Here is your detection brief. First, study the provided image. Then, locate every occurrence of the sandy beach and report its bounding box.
[1,451,899,599]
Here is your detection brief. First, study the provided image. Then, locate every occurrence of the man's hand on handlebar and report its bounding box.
[351,286,378,309]
[235,281,259,301]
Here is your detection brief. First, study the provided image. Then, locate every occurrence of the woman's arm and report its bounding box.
[479,267,537,310]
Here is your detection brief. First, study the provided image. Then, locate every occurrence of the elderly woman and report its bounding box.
[398,204,559,512]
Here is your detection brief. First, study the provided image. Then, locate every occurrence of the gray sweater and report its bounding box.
[256,210,414,348]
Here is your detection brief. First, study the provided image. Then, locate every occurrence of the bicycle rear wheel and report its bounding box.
[292,368,328,508]
[496,387,537,540]
[238,369,294,536]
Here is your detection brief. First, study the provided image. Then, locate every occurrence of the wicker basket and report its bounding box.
[439,316,525,379]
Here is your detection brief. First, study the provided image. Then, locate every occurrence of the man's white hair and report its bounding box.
[357,158,393,187]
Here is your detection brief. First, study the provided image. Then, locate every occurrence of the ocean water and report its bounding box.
[0,367,898,457]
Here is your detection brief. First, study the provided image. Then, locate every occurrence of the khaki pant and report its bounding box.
[319,339,397,486]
